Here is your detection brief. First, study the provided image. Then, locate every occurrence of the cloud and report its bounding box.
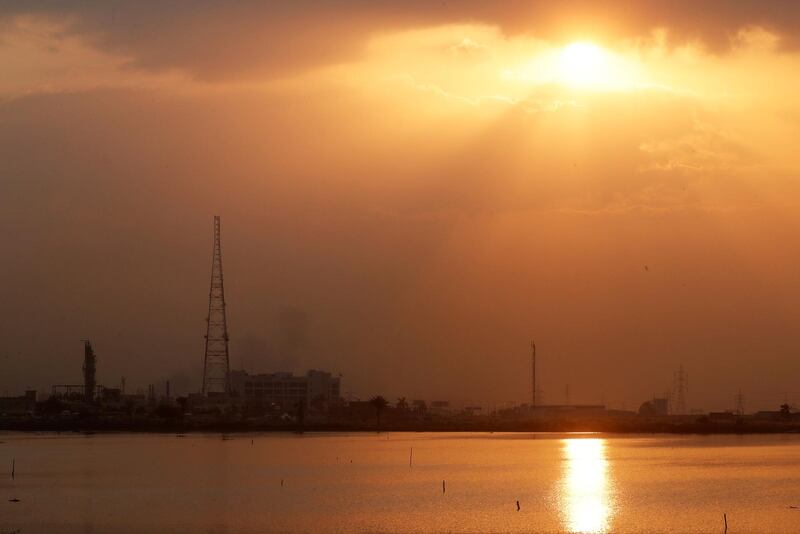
[448,37,489,56]
[639,119,757,173]
[2,1,800,81]
[402,75,520,108]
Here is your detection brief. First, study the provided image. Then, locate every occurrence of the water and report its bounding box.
[2,432,800,533]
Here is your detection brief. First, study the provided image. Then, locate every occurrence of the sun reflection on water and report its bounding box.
[561,438,612,533]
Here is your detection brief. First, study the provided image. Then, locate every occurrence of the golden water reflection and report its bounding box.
[560,438,612,533]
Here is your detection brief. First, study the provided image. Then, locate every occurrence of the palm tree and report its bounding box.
[396,397,409,412]
[369,395,389,432]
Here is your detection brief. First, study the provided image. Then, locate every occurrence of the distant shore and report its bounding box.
[3,416,800,435]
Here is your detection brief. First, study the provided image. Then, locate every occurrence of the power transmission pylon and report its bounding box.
[202,216,230,394]
[671,365,688,415]
[735,390,745,416]
[531,340,537,407]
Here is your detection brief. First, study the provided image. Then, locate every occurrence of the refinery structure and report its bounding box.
[3,216,800,433]
[2,215,344,423]
[190,215,342,412]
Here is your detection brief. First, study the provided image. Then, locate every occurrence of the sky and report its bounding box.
[2,1,800,411]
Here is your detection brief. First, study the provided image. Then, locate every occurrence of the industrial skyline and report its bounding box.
[4,2,800,412]
[5,3,800,532]
[0,212,797,412]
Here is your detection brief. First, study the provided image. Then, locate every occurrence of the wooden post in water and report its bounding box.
[442,480,446,494]
[409,447,413,468]
[723,513,728,532]
[11,459,14,480]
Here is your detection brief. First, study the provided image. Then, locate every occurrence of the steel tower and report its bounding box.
[531,340,537,407]
[202,216,230,394]
[82,340,96,403]
[671,365,688,415]
[735,389,745,416]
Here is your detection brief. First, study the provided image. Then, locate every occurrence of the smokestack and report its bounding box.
[82,340,96,403]
[531,340,536,408]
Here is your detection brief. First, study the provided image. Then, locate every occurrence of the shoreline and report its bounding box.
[3,417,800,435]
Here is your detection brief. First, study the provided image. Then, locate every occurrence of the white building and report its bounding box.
[228,369,340,410]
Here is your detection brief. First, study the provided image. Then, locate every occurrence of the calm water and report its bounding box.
[2,432,800,533]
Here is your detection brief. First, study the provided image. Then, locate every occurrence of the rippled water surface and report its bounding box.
[3,432,800,533]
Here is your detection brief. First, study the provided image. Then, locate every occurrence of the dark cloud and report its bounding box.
[1,1,800,81]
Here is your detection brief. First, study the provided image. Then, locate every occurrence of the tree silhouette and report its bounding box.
[369,395,389,432]
[310,393,327,412]
[295,399,306,430]
[396,397,408,411]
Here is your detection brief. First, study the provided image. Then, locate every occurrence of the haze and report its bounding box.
[2,1,800,412]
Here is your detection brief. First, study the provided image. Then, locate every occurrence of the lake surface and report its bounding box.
[2,432,800,533]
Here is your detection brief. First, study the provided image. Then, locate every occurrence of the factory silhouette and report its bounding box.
[1,217,798,433]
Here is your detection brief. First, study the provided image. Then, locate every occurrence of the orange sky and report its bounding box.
[2,2,800,411]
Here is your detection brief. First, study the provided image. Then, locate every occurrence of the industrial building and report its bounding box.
[192,218,341,413]
[228,369,341,411]
[51,340,103,403]
[638,397,669,416]
[0,390,36,416]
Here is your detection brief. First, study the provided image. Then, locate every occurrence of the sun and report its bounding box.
[504,39,639,91]
[558,42,608,88]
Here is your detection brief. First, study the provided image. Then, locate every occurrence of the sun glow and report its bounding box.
[502,38,640,91]
[559,42,608,88]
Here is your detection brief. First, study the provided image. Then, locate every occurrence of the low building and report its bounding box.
[228,369,341,411]
[708,411,737,422]
[495,404,607,419]
[462,406,483,416]
[753,410,791,421]
[429,401,451,415]
[411,400,428,414]
[186,391,231,413]
[638,398,669,416]
[0,390,36,416]
[337,400,377,421]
